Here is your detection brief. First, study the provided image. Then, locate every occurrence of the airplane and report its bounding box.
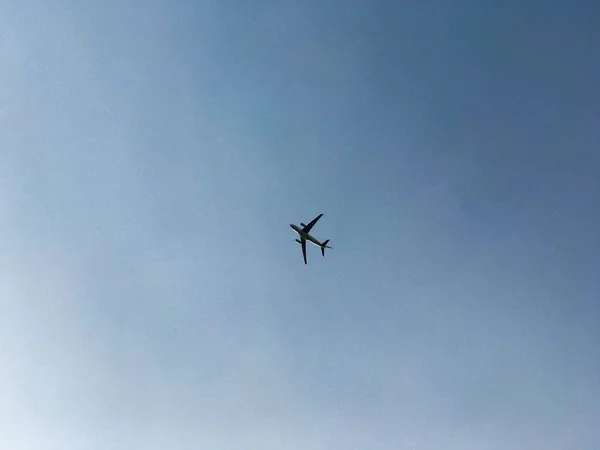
[290,213,333,265]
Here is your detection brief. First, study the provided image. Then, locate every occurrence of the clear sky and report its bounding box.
[2,1,599,449]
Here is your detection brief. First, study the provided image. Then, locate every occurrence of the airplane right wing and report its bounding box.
[301,213,323,234]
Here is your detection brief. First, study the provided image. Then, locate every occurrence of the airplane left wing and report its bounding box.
[301,238,307,265]
[301,213,323,234]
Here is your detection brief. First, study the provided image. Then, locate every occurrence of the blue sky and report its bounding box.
[2,1,599,448]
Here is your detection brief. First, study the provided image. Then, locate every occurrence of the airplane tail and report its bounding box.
[321,239,332,257]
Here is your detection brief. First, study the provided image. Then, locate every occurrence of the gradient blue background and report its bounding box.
[2,1,599,448]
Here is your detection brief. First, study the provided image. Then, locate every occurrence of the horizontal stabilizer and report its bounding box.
[321,239,332,257]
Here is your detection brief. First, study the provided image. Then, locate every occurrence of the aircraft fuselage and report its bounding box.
[290,224,323,247]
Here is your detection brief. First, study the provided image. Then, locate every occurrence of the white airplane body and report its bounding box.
[290,213,332,264]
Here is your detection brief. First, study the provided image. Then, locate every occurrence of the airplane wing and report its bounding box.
[301,238,307,265]
[301,213,323,234]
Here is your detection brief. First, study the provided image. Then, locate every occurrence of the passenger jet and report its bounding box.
[290,213,332,265]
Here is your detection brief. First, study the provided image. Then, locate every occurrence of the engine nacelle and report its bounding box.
[300,223,306,227]
[295,239,302,244]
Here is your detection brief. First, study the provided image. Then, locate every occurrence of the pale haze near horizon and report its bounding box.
[1,1,599,449]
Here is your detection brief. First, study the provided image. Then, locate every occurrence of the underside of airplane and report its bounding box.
[289,213,333,264]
